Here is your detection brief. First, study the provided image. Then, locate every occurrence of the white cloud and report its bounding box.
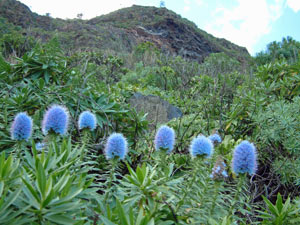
[204,0,285,55]
[194,0,204,7]
[183,0,191,13]
[286,0,300,12]
[184,6,191,13]
[19,0,136,19]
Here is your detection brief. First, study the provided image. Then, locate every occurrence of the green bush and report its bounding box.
[254,97,300,184]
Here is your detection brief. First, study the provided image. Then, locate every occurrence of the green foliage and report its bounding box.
[0,41,148,153]
[0,31,35,59]
[1,19,300,224]
[12,39,66,84]
[255,36,300,65]
[200,52,243,76]
[254,97,300,184]
[255,60,300,100]
[0,138,96,224]
[257,193,300,224]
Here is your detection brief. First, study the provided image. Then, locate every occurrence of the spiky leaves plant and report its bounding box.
[104,133,128,202]
[78,110,97,156]
[229,140,257,220]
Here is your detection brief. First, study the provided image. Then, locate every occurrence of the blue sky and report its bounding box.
[19,0,300,55]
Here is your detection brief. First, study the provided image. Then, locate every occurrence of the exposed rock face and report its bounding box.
[129,93,182,127]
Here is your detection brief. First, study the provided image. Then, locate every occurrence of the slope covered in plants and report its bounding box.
[0,0,300,224]
[0,0,250,63]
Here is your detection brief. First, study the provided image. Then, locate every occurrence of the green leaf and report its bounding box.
[116,198,129,225]
[37,161,46,199]
[136,166,145,185]
[22,176,41,203]
[42,189,55,208]
[2,154,12,178]
[45,214,75,225]
[53,172,70,193]
[0,188,22,214]
[99,215,118,225]
[135,208,144,225]
[0,181,3,196]
[275,193,283,213]
[49,187,83,206]
[262,195,279,216]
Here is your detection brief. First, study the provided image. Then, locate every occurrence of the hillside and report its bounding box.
[0,0,250,63]
[1,0,300,224]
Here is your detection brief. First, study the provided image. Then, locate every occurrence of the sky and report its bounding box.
[19,0,300,55]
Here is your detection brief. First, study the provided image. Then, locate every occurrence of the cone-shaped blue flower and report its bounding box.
[232,141,257,175]
[42,105,69,135]
[154,125,175,153]
[190,135,213,158]
[78,111,96,131]
[208,133,222,144]
[105,133,128,160]
[11,112,33,141]
[35,142,46,150]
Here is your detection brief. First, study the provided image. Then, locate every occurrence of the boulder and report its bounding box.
[129,92,182,127]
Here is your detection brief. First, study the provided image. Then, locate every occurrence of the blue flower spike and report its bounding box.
[11,112,33,141]
[78,111,97,131]
[42,105,69,136]
[190,135,214,158]
[105,133,128,160]
[208,133,222,144]
[35,142,46,150]
[210,157,228,180]
[232,140,257,175]
[154,125,175,154]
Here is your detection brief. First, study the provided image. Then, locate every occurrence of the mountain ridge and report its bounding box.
[0,0,250,63]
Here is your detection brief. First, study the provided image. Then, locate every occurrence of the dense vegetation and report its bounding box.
[0,3,300,224]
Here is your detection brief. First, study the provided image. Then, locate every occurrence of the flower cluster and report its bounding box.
[10,106,258,177]
[11,106,98,141]
[154,125,175,153]
[104,133,128,160]
[78,111,97,131]
[232,141,257,175]
[208,133,222,144]
[11,112,33,141]
[35,142,46,150]
[189,135,213,158]
[42,105,69,135]
[210,157,228,180]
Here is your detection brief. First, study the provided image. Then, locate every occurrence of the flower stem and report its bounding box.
[104,159,118,203]
[228,173,246,218]
[80,130,89,161]
[16,141,23,158]
[209,181,222,220]
[175,158,202,213]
